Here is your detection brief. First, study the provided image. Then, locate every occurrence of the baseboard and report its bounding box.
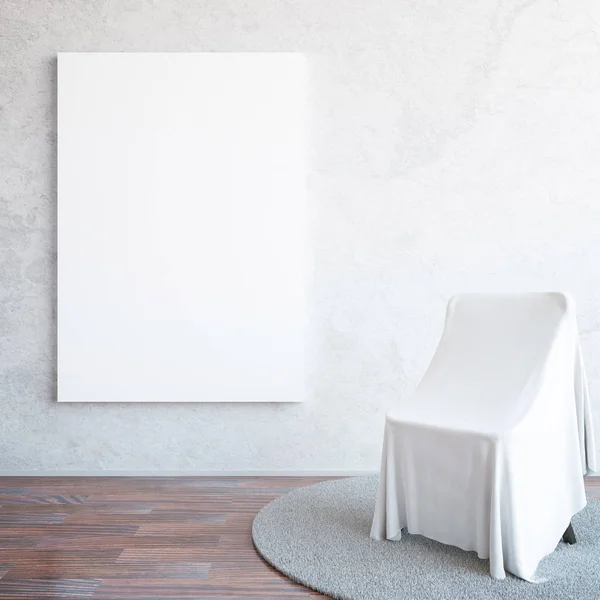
[0,470,378,477]
[0,469,596,478]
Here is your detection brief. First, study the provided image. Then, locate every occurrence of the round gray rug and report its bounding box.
[252,476,600,599]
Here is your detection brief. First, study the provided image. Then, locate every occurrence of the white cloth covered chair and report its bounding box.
[370,292,596,580]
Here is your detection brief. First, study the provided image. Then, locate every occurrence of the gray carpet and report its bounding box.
[252,476,600,599]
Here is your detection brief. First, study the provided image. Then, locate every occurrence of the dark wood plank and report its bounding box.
[62,511,228,525]
[0,513,69,524]
[0,538,40,550]
[35,535,220,550]
[0,523,140,537]
[0,578,101,598]
[0,550,121,579]
[0,503,154,515]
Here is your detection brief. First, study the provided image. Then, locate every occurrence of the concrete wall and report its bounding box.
[1,0,599,472]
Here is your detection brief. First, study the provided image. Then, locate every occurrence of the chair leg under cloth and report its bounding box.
[562,522,577,545]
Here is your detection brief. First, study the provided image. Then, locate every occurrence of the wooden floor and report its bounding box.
[0,476,335,599]
[0,476,597,600]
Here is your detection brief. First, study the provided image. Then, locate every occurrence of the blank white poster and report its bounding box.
[58,53,307,402]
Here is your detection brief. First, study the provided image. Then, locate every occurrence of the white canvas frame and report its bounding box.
[57,52,307,402]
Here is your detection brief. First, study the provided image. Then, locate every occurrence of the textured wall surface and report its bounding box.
[1,0,600,472]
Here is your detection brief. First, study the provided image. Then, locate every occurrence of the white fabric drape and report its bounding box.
[370,293,596,581]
